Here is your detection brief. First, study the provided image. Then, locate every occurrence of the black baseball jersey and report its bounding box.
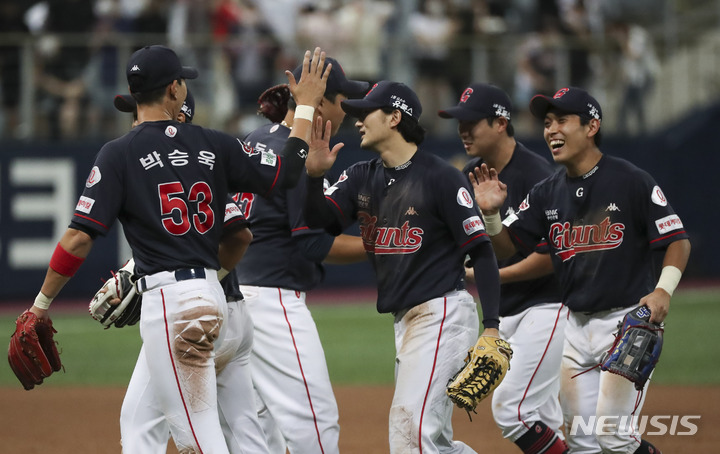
[234,123,331,291]
[504,154,689,313]
[71,120,294,276]
[462,143,561,316]
[320,150,491,313]
[220,195,248,301]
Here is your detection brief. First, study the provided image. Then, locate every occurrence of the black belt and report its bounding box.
[137,267,207,293]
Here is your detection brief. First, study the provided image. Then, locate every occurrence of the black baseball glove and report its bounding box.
[89,259,142,328]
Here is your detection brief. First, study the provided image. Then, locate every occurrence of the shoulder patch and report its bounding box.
[651,185,667,206]
[165,125,177,137]
[260,151,277,167]
[457,187,474,208]
[462,216,485,235]
[239,139,259,157]
[76,196,95,214]
[86,166,101,188]
[655,214,683,234]
[270,124,280,133]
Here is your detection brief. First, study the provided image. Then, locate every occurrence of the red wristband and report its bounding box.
[49,243,85,277]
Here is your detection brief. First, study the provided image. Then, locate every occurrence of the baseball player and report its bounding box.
[236,57,368,454]
[438,83,569,454]
[21,45,330,452]
[303,80,503,453]
[109,89,269,453]
[471,87,691,454]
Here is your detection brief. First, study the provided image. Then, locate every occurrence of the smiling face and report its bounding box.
[543,110,599,168]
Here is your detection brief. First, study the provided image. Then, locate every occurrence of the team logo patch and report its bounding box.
[518,195,530,211]
[460,87,473,103]
[655,214,683,234]
[260,151,277,167]
[270,124,280,133]
[165,125,177,137]
[86,166,101,188]
[462,216,485,235]
[456,187,473,208]
[240,140,259,157]
[651,185,667,206]
[75,196,95,214]
[337,171,349,184]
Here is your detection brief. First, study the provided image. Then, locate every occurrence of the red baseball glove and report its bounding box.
[257,84,291,123]
[8,310,63,390]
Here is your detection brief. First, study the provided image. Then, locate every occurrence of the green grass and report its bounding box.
[0,288,717,387]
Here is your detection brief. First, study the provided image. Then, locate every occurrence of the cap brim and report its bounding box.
[114,94,136,113]
[340,80,371,98]
[529,95,553,119]
[437,105,487,121]
[341,99,385,118]
[180,66,198,80]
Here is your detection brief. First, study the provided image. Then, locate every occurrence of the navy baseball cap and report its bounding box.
[113,89,195,124]
[292,57,369,98]
[438,83,512,122]
[529,87,602,121]
[341,81,422,121]
[126,45,198,94]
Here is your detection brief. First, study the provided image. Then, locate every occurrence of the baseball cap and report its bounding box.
[113,89,195,124]
[292,57,369,98]
[529,87,602,121]
[126,45,198,94]
[341,81,422,121]
[438,83,512,122]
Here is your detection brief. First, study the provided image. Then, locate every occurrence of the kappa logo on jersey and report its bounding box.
[655,214,683,234]
[358,211,423,254]
[239,139,259,157]
[549,217,625,261]
[130,65,139,72]
[505,206,516,217]
[605,203,621,211]
[86,166,102,188]
[651,185,667,206]
[405,206,418,216]
[463,216,485,235]
[75,196,95,214]
[456,187,474,208]
[165,125,177,137]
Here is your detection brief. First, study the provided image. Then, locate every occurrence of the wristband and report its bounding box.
[481,211,503,236]
[655,265,682,296]
[294,105,315,122]
[33,291,53,310]
[217,268,230,280]
[49,243,85,277]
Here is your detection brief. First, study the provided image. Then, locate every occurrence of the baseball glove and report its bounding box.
[257,83,290,123]
[446,336,513,418]
[601,306,663,390]
[8,310,63,390]
[89,260,142,328]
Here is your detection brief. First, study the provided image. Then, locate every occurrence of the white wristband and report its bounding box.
[481,211,503,236]
[33,291,54,310]
[217,268,230,280]
[655,265,682,296]
[294,105,315,122]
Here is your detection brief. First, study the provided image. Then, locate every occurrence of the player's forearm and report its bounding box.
[218,228,253,274]
[277,137,310,189]
[488,227,516,260]
[661,239,691,273]
[325,234,367,264]
[469,243,501,330]
[499,252,554,284]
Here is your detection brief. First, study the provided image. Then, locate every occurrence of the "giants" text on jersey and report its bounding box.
[358,211,424,255]
[549,217,625,261]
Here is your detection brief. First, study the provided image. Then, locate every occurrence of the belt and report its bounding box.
[137,268,207,294]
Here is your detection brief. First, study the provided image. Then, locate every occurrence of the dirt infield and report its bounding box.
[0,385,715,452]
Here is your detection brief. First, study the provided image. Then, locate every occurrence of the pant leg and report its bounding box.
[243,286,340,454]
[390,291,478,454]
[120,345,170,453]
[141,276,229,453]
[492,303,567,441]
[217,299,270,454]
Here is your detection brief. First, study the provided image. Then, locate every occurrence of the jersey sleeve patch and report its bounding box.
[462,216,485,235]
[85,166,101,188]
[456,187,474,208]
[651,185,668,206]
[260,151,277,167]
[224,202,244,223]
[655,214,683,234]
[75,196,95,214]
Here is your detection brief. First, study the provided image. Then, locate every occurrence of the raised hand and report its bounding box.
[469,164,508,214]
[285,47,331,108]
[306,116,344,177]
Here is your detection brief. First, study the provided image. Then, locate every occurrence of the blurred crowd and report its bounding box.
[0,0,670,141]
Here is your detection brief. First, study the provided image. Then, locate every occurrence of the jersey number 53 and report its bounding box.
[159,181,215,235]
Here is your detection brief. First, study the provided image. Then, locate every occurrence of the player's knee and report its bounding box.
[389,405,419,449]
[595,431,639,454]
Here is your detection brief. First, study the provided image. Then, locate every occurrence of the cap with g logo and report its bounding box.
[438,83,512,122]
[341,81,422,121]
[529,87,602,122]
[126,45,198,94]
